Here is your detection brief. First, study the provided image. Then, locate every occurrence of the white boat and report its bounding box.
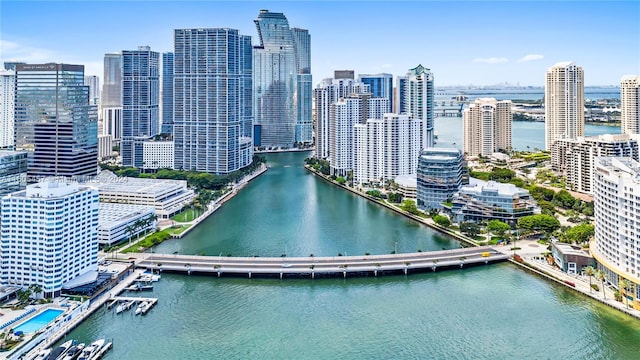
[78,339,105,360]
[46,339,74,360]
[31,348,51,360]
[134,301,148,315]
[139,273,160,282]
[115,302,127,314]
[61,343,84,360]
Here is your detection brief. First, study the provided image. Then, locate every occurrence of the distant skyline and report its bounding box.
[1,1,638,86]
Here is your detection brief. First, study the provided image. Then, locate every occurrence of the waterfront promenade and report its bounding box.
[136,246,508,278]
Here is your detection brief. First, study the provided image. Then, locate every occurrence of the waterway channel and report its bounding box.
[68,152,640,359]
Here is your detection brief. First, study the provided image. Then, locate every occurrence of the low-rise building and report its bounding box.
[98,203,156,246]
[86,171,194,218]
[451,178,539,226]
[142,140,174,170]
[551,241,595,274]
[394,174,417,199]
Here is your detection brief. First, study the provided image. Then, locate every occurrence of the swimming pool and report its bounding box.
[13,309,64,334]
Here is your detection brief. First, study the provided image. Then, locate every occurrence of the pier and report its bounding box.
[136,246,508,278]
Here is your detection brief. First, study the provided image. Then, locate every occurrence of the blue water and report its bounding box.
[13,309,63,333]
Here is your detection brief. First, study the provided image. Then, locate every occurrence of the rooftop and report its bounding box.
[552,242,592,258]
[99,203,155,229]
[86,171,187,196]
[462,178,529,197]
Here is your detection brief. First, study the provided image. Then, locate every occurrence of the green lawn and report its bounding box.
[172,209,201,222]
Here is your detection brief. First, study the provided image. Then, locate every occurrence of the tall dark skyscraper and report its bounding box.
[173,28,253,174]
[121,46,160,167]
[253,10,312,148]
[14,63,98,179]
[162,52,174,135]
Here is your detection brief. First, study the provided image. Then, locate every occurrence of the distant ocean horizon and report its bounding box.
[435,86,619,102]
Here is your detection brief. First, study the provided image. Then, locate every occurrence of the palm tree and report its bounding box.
[619,279,632,308]
[584,266,595,293]
[595,270,607,300]
[29,284,42,299]
[125,224,135,245]
[133,218,145,240]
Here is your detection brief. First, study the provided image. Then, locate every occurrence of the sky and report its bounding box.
[1,1,638,86]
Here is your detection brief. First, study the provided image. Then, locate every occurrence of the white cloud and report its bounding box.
[1,39,101,76]
[472,57,509,64]
[518,54,544,63]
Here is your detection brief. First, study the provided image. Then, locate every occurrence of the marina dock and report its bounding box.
[137,246,509,278]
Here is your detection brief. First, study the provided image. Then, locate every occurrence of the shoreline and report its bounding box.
[166,163,268,239]
[304,165,640,320]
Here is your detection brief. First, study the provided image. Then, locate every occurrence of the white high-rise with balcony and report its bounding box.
[0,180,99,297]
[621,75,640,135]
[591,157,640,310]
[353,113,422,185]
[463,98,512,157]
[545,61,584,150]
[314,78,369,160]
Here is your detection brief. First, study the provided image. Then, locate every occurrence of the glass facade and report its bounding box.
[101,53,122,108]
[416,147,463,210]
[161,52,174,134]
[359,73,393,113]
[14,63,98,180]
[451,179,537,226]
[121,47,160,167]
[173,28,253,174]
[253,10,311,148]
[0,151,27,196]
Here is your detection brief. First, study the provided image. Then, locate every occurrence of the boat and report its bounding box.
[61,343,85,360]
[31,348,51,360]
[45,339,74,360]
[135,281,153,291]
[78,339,105,360]
[115,302,127,314]
[134,301,149,315]
[138,273,160,282]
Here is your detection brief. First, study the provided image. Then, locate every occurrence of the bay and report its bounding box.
[65,152,640,359]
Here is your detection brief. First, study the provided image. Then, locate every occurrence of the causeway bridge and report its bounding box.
[136,246,509,278]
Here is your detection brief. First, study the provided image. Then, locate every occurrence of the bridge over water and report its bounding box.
[136,246,509,278]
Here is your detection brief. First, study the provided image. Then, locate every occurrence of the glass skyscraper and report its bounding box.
[101,53,122,142]
[121,46,160,167]
[173,28,253,174]
[359,73,393,113]
[416,147,463,210]
[14,63,98,179]
[253,10,311,148]
[161,52,174,135]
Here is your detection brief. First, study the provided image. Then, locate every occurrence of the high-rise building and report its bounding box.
[545,61,584,150]
[101,53,122,142]
[84,75,100,106]
[620,75,640,135]
[161,52,174,135]
[353,114,422,185]
[334,70,354,80]
[416,148,464,210]
[359,73,393,113]
[314,78,369,160]
[0,69,15,148]
[463,98,512,157]
[253,10,311,148]
[174,28,253,174]
[14,63,98,179]
[102,53,122,108]
[329,95,389,176]
[552,134,640,194]
[398,65,434,149]
[0,180,99,297]
[121,46,160,168]
[591,157,640,310]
